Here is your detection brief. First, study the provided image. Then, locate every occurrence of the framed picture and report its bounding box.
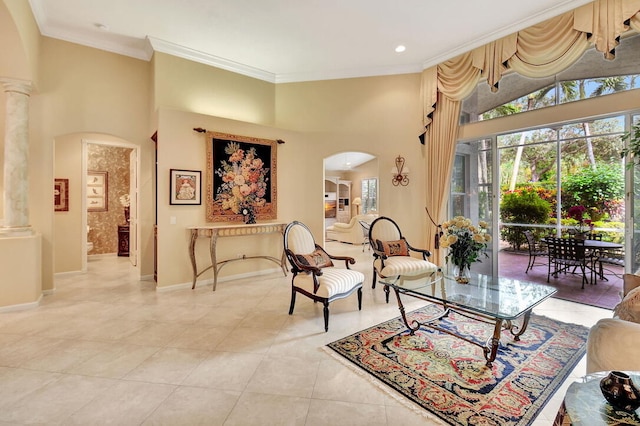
[170,169,201,205]
[205,132,277,222]
[87,171,108,212]
[54,178,69,212]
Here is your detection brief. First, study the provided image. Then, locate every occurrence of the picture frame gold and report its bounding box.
[87,171,108,212]
[205,132,277,222]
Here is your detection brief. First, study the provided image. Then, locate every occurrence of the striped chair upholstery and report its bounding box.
[369,216,439,301]
[284,221,364,331]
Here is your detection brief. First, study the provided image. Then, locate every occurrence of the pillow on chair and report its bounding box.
[296,249,334,268]
[613,286,640,324]
[377,239,409,257]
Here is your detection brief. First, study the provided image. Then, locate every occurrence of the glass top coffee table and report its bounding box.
[379,270,557,367]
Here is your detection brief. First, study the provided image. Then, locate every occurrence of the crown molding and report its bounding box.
[147,37,275,83]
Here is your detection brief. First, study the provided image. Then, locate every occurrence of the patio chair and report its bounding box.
[546,237,595,289]
[283,221,364,331]
[368,216,438,300]
[597,247,625,280]
[524,230,547,273]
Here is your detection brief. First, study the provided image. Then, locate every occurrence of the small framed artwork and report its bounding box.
[87,171,108,212]
[170,169,201,205]
[54,178,69,212]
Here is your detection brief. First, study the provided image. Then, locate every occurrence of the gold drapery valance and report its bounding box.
[422,0,640,255]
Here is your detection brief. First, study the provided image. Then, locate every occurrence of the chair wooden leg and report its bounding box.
[288,289,297,315]
[323,301,329,332]
[357,287,362,310]
[371,268,377,289]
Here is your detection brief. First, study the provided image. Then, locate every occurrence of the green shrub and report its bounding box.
[562,164,624,220]
[500,189,552,250]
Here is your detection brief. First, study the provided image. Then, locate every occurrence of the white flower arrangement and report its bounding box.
[119,194,130,207]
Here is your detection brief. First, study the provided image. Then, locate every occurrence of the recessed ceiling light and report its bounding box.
[94,23,110,31]
[395,45,406,53]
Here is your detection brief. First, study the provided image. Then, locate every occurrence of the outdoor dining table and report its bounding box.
[544,237,624,285]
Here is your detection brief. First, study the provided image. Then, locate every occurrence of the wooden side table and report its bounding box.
[118,225,129,257]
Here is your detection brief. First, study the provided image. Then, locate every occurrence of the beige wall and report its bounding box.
[275,75,428,237]
[155,109,314,288]
[153,52,276,125]
[38,38,154,283]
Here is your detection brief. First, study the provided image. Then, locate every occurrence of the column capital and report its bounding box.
[0,78,32,96]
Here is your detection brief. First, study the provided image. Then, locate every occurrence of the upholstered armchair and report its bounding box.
[284,221,364,331]
[586,274,640,373]
[368,216,439,301]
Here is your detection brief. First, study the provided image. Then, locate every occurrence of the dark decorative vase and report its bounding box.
[600,371,640,412]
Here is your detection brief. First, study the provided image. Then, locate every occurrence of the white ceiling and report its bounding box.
[28,0,594,83]
[325,152,375,172]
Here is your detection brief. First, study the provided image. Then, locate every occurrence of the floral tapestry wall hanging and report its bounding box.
[205,132,277,223]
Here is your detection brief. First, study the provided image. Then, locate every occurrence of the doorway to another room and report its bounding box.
[83,140,139,272]
[323,152,378,244]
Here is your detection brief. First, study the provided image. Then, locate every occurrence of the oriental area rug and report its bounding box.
[326,304,589,426]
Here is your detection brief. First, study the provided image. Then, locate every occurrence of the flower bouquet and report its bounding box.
[439,216,491,283]
[214,141,269,224]
[567,205,592,237]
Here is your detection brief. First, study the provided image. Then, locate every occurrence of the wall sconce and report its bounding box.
[352,197,362,215]
[391,155,409,186]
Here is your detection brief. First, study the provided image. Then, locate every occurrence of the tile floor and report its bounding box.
[0,241,611,425]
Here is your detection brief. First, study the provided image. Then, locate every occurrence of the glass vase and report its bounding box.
[453,264,471,284]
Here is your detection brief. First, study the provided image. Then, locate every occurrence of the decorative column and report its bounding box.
[0,78,32,236]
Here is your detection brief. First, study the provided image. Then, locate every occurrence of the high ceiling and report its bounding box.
[28,0,594,83]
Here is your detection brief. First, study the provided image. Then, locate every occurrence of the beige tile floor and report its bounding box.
[0,241,610,425]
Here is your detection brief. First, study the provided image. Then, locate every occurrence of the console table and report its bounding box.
[187,223,288,291]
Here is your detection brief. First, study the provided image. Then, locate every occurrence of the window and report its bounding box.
[361,178,377,214]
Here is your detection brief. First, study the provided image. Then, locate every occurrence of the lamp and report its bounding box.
[353,197,362,215]
[391,155,409,186]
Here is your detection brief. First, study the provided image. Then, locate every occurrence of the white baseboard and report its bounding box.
[0,294,43,313]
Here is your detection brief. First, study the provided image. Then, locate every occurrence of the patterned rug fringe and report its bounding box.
[321,346,446,425]
[325,307,589,426]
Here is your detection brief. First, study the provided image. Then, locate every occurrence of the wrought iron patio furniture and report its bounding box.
[524,230,547,274]
[546,237,595,289]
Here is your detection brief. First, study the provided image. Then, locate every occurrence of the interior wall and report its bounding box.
[40,38,153,280]
[87,144,132,254]
[54,133,137,273]
[153,52,276,125]
[275,74,427,243]
[155,109,313,288]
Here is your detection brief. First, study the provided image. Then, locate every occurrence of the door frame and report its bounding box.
[81,138,141,272]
